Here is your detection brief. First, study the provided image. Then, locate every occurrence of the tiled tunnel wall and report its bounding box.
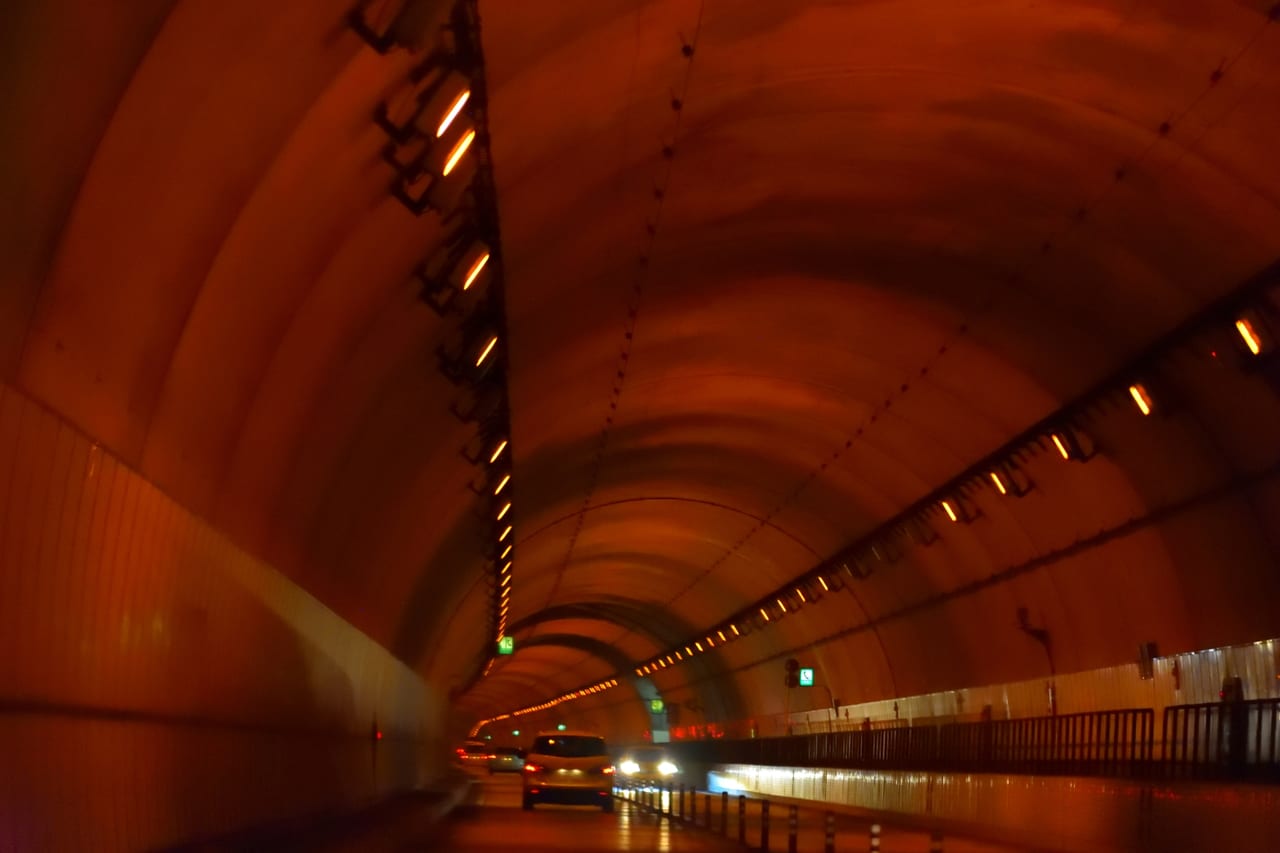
[0,381,443,850]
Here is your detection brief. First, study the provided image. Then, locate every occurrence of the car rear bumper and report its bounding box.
[524,785,613,805]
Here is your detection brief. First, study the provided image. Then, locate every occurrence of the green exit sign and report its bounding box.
[497,635,515,655]
[649,699,665,714]
[798,668,814,687]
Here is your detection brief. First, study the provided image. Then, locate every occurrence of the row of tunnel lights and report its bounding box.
[631,312,1272,679]
[476,678,622,728]
[352,5,517,656]
[353,6,517,650]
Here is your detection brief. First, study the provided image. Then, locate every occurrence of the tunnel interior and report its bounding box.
[2,0,1280,847]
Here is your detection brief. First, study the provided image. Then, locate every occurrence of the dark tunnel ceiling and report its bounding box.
[4,0,1280,723]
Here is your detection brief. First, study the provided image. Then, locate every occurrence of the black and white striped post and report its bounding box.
[678,783,686,821]
[738,795,747,844]
[704,791,711,828]
[787,804,799,853]
[721,791,729,835]
[869,822,882,853]
[824,811,836,853]
[761,799,771,853]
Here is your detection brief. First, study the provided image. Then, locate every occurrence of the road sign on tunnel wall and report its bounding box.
[799,667,814,687]
[497,635,514,655]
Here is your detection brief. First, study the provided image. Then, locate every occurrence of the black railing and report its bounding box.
[664,701,1280,782]
[1163,697,1280,781]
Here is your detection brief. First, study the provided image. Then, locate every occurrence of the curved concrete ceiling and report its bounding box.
[5,0,1280,736]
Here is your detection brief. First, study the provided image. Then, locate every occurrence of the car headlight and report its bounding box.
[620,760,640,775]
[658,760,679,776]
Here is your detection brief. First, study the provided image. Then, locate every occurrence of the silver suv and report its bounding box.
[521,731,615,812]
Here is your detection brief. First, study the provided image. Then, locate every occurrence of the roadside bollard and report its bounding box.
[929,830,944,852]
[721,791,729,835]
[788,804,799,853]
[678,783,686,821]
[870,822,881,853]
[824,812,836,853]
[738,795,747,844]
[704,792,711,829]
[666,782,674,817]
[761,799,771,853]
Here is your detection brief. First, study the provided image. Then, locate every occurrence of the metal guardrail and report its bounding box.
[673,708,1155,777]
[663,701,1280,782]
[1163,697,1280,781]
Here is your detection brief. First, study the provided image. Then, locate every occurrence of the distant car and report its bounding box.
[521,731,615,812]
[614,746,682,785]
[489,745,525,774]
[455,740,492,768]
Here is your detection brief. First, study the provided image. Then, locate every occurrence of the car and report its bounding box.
[455,740,492,768]
[614,746,682,787]
[521,731,615,812]
[488,745,525,774]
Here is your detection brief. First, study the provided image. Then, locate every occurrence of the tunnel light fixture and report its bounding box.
[499,524,512,541]
[731,624,740,636]
[795,587,807,603]
[436,90,471,138]
[990,471,1008,495]
[775,598,788,614]
[706,636,715,648]
[694,641,704,652]
[941,500,959,522]
[760,608,771,622]
[666,655,674,665]
[1129,383,1154,416]
[499,573,511,588]
[1236,317,1265,355]
[494,473,510,495]
[501,561,512,574]
[497,501,511,520]
[675,651,683,661]
[1049,427,1094,462]
[489,440,508,463]
[462,251,490,291]
[684,645,693,656]
[500,544,512,560]
[475,334,498,367]
[718,630,727,642]
[443,129,476,177]
[817,576,830,592]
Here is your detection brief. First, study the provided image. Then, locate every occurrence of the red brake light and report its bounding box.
[523,763,540,773]
[602,766,615,775]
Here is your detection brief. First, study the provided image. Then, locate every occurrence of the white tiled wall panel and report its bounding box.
[0,381,443,851]
[781,638,1280,736]
[711,764,1280,852]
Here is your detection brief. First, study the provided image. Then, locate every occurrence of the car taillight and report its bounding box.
[523,763,541,773]
[602,766,615,775]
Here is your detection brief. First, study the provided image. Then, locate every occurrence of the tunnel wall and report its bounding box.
[0,381,444,850]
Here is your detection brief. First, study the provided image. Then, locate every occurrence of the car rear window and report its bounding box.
[494,746,522,756]
[532,735,607,757]
[462,743,489,755]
